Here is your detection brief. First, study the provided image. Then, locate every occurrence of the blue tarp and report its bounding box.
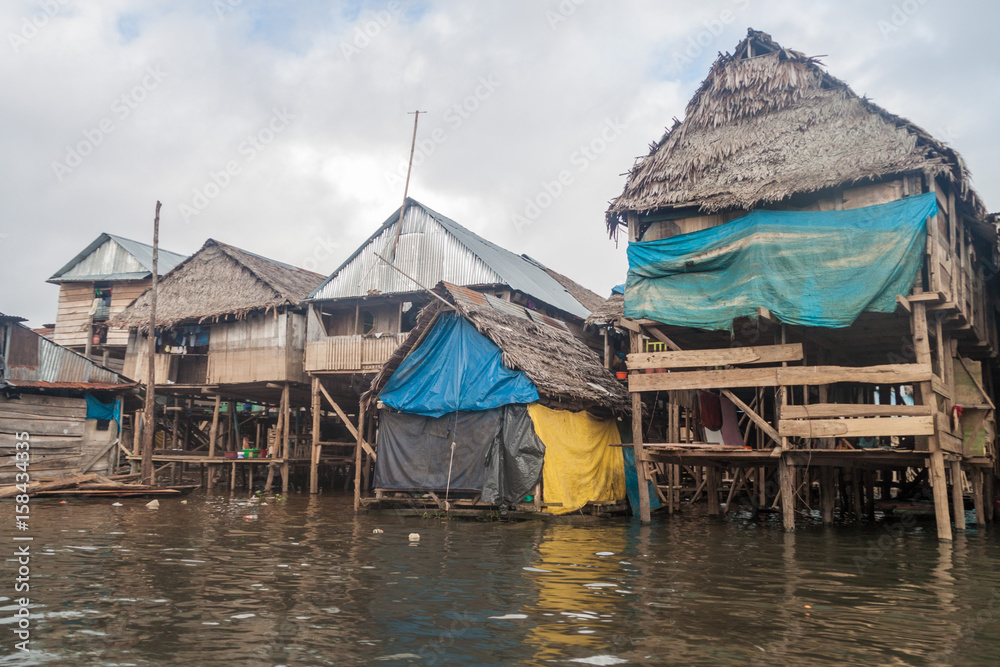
[379,312,539,418]
[626,193,938,331]
[622,444,661,514]
[85,393,120,424]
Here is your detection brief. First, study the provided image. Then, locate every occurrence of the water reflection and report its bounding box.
[1,494,999,665]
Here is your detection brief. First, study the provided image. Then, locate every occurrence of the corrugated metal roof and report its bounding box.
[311,203,503,300]
[309,199,591,319]
[48,233,187,283]
[2,321,129,386]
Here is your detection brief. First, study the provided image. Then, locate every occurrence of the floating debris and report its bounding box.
[145,500,159,509]
[408,533,420,542]
[488,613,528,620]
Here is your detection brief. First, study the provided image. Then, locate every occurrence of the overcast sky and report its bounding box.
[2,0,998,327]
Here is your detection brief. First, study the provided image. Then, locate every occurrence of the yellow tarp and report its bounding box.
[528,404,625,514]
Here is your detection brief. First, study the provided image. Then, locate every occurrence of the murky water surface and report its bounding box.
[1,493,999,665]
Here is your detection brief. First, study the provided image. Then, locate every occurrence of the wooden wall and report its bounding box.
[52,279,150,349]
[0,394,116,484]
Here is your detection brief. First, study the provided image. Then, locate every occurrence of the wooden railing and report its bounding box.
[305,334,406,373]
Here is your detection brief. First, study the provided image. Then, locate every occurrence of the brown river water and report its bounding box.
[1,492,999,666]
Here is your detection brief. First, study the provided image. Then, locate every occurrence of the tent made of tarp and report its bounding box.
[379,312,539,418]
[625,192,937,332]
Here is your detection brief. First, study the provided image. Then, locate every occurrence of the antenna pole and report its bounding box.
[390,110,424,259]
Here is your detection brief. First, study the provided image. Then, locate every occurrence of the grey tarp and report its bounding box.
[374,405,544,504]
[482,405,545,505]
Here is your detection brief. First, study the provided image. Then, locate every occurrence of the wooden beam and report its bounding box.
[629,329,651,523]
[317,381,376,460]
[627,343,803,370]
[629,363,933,392]
[310,377,321,494]
[956,356,996,410]
[779,416,934,438]
[207,395,221,458]
[720,389,780,444]
[781,404,932,419]
[950,460,966,532]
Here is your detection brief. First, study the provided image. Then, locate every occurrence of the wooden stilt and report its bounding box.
[851,469,863,522]
[779,457,795,531]
[985,471,995,522]
[629,330,651,523]
[353,404,365,512]
[707,466,720,516]
[280,383,290,495]
[264,462,275,493]
[310,377,321,494]
[208,395,221,458]
[864,469,875,518]
[971,467,986,526]
[912,301,953,541]
[758,466,766,507]
[230,461,237,491]
[950,461,966,532]
[821,466,835,523]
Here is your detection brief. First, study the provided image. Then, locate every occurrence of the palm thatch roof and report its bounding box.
[584,293,625,328]
[112,239,324,330]
[366,282,629,415]
[607,29,987,236]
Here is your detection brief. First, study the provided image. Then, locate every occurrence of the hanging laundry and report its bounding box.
[699,390,722,430]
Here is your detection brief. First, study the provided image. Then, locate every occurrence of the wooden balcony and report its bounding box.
[305,334,406,373]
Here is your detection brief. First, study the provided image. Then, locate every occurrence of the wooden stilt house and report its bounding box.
[303,198,603,493]
[111,239,324,493]
[48,233,186,373]
[607,29,998,537]
[0,312,135,483]
[355,282,630,515]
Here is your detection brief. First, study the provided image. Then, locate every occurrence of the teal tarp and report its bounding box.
[626,193,937,331]
[85,393,120,423]
[379,312,540,418]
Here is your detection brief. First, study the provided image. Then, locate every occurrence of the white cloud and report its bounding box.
[1,0,997,326]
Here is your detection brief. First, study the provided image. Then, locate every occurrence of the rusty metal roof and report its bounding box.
[2,319,131,386]
[4,380,136,391]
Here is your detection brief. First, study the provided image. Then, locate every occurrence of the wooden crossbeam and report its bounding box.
[778,416,934,438]
[317,381,376,460]
[629,363,933,393]
[720,389,780,444]
[780,404,932,419]
[627,343,803,370]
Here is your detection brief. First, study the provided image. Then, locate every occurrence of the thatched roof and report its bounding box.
[112,239,324,329]
[366,282,629,415]
[584,293,624,328]
[607,29,987,236]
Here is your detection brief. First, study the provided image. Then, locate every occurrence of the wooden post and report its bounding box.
[821,467,835,524]
[912,301,952,541]
[707,466,720,516]
[310,377,322,494]
[281,383,290,495]
[141,201,161,486]
[208,395,221,458]
[971,467,986,526]
[353,404,365,512]
[950,461,966,532]
[776,324,795,531]
[629,330,651,523]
